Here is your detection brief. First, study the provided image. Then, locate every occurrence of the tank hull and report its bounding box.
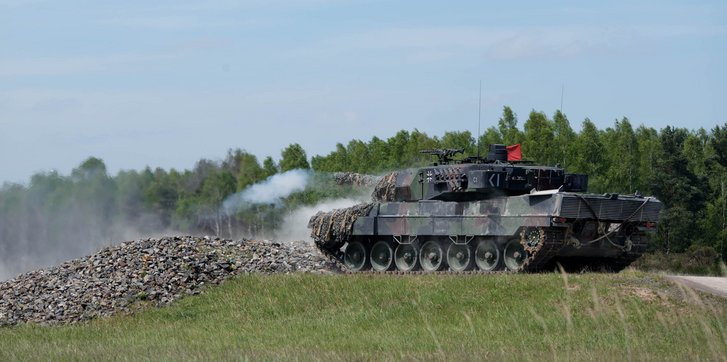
[310,191,661,272]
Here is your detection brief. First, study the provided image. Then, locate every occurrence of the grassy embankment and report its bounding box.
[1,270,726,360]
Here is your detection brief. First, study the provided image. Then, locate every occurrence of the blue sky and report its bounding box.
[1,0,725,183]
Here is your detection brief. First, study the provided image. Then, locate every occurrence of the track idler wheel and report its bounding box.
[344,241,369,271]
[370,240,395,271]
[394,243,419,272]
[419,240,445,272]
[474,239,501,271]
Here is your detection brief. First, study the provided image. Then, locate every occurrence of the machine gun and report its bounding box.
[420,148,465,165]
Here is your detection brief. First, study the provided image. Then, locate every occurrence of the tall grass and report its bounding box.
[1,271,726,360]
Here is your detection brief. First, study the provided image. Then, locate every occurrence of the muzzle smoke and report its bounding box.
[222,169,310,215]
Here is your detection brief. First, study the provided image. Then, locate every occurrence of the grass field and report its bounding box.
[1,270,726,360]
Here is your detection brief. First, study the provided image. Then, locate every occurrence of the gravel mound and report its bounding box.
[0,236,337,326]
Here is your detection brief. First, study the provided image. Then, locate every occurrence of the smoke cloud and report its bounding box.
[221,170,374,242]
[274,198,364,242]
[222,169,310,215]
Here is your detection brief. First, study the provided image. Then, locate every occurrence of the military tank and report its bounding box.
[309,144,662,273]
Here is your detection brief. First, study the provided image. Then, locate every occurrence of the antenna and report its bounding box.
[477,80,482,159]
[560,83,564,112]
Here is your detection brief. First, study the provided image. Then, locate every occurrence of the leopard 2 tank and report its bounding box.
[308,144,662,273]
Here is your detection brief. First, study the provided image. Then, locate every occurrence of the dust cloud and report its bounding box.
[274,198,365,242]
[0,168,376,281]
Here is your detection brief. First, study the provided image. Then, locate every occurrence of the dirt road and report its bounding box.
[667,275,727,298]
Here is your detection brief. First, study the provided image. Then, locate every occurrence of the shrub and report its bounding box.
[634,245,722,275]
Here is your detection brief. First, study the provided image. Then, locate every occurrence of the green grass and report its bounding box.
[1,271,726,360]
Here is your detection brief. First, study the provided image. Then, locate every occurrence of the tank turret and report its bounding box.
[388,144,588,202]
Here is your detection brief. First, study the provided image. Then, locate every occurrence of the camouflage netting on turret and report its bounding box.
[308,203,374,251]
[372,172,398,201]
[333,172,380,187]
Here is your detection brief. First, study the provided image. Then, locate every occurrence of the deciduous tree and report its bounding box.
[279,143,310,171]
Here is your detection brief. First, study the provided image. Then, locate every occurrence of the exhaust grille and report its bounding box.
[559,196,661,222]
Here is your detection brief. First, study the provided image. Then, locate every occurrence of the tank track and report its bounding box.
[316,244,348,272]
[520,228,566,272]
[315,227,567,274]
[551,233,648,273]
[602,233,648,272]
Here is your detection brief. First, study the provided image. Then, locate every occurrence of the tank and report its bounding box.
[309,144,662,273]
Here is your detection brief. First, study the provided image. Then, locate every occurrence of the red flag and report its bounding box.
[506,144,522,161]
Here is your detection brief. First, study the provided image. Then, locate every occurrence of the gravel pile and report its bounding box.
[0,236,337,326]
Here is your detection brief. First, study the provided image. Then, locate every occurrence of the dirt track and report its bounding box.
[667,275,727,298]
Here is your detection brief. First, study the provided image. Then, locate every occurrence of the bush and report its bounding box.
[634,245,722,275]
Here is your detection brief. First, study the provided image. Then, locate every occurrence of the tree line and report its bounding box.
[1,106,726,270]
[314,107,727,256]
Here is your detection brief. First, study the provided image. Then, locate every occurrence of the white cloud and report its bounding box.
[331,26,502,49]
[635,24,727,38]
[101,15,208,30]
[0,0,43,7]
[309,24,727,62]
[176,0,363,11]
[0,53,176,77]
[99,14,269,31]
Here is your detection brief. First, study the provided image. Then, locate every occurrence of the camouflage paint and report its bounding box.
[353,191,660,250]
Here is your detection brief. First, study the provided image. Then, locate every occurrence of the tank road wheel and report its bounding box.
[370,241,395,271]
[504,239,528,271]
[344,241,369,271]
[474,239,501,271]
[394,243,419,271]
[419,240,445,272]
[446,243,473,272]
